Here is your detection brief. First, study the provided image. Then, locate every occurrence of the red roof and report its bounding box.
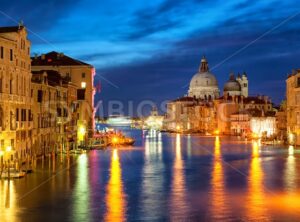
[31,51,92,66]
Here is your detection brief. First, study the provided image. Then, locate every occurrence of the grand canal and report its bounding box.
[1,128,300,221]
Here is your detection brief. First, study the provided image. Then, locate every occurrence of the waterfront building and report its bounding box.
[165,55,274,136]
[275,101,287,141]
[144,107,164,130]
[31,51,95,145]
[230,109,276,137]
[164,97,196,131]
[286,69,300,145]
[217,95,274,135]
[31,70,79,156]
[0,25,33,163]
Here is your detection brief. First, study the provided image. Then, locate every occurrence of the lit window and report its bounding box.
[81,82,86,89]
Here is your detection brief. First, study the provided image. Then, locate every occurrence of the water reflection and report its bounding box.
[72,154,90,222]
[105,149,126,222]
[140,131,165,220]
[170,134,188,220]
[285,145,296,192]
[0,180,18,222]
[246,140,269,221]
[187,134,192,158]
[210,136,229,220]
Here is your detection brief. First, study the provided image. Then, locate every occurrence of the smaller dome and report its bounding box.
[224,73,241,92]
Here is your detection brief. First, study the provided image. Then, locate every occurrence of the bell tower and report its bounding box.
[237,72,248,97]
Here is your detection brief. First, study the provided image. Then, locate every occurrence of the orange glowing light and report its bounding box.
[112,136,119,144]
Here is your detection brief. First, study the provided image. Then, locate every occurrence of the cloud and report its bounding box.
[0,0,80,32]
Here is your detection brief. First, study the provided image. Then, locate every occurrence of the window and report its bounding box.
[77,89,85,100]
[37,90,43,103]
[82,72,86,78]
[297,77,300,87]
[81,82,86,89]
[244,83,247,87]
[28,109,32,121]
[16,108,19,121]
[10,49,13,61]
[10,79,13,94]
[0,46,3,59]
[57,108,62,117]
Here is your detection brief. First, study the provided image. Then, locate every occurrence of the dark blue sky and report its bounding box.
[1,0,300,116]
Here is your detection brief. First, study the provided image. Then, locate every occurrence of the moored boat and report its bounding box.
[1,168,26,179]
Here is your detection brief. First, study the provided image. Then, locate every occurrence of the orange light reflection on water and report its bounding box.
[246,140,269,221]
[210,136,229,220]
[170,134,188,219]
[0,180,17,222]
[105,149,126,222]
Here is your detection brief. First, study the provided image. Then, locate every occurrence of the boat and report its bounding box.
[1,168,26,179]
[110,135,135,146]
[90,139,108,149]
[106,115,132,126]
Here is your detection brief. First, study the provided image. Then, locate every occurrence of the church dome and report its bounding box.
[224,73,241,92]
[190,71,218,87]
[188,56,220,100]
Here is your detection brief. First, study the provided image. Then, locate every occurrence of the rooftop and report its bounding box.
[0,25,24,33]
[31,51,92,67]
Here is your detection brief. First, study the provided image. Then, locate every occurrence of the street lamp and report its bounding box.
[6,146,12,152]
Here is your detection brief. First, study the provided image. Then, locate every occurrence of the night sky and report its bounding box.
[1,0,300,116]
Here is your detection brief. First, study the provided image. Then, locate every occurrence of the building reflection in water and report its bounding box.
[0,180,17,222]
[246,140,269,221]
[210,136,229,220]
[72,154,90,222]
[170,134,188,220]
[140,130,165,220]
[187,134,192,158]
[105,149,126,222]
[285,145,296,192]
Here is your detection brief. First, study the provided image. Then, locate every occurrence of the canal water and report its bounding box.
[1,128,300,221]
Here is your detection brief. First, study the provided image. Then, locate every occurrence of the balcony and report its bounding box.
[0,92,27,104]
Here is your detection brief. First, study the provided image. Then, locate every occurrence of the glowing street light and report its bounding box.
[214,129,220,135]
[112,136,119,145]
[6,146,12,152]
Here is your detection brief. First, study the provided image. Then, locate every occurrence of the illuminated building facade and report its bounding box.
[286,69,300,145]
[31,52,95,145]
[144,107,164,130]
[31,70,80,156]
[275,102,287,141]
[0,25,33,163]
[165,55,274,136]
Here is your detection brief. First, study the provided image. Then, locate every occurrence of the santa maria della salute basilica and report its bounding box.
[188,56,248,100]
[165,56,277,137]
